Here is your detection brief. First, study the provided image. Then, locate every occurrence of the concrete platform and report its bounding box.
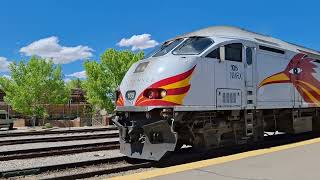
[110,137,320,180]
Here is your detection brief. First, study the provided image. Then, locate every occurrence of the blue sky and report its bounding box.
[0,0,319,81]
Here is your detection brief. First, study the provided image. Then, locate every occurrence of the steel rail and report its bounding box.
[0,132,119,146]
[0,141,120,161]
[2,132,319,179]
[39,162,153,180]
[0,156,133,178]
[0,126,118,138]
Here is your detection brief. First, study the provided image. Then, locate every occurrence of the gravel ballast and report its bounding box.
[0,149,123,172]
[0,130,118,141]
[0,137,119,152]
[0,126,117,135]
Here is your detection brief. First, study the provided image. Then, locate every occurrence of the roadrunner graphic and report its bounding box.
[259,53,320,106]
[135,65,196,106]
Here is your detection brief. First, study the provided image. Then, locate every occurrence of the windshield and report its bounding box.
[172,37,213,55]
[144,45,161,59]
[152,39,184,57]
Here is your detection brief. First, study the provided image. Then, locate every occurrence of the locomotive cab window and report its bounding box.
[225,43,242,62]
[172,37,213,55]
[246,47,253,65]
[206,48,220,59]
[152,39,184,57]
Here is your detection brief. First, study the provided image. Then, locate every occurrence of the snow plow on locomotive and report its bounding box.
[113,26,320,161]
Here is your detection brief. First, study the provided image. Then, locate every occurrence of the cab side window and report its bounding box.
[225,43,242,62]
[206,48,220,59]
[246,47,253,65]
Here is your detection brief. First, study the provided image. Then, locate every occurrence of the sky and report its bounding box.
[0,0,319,81]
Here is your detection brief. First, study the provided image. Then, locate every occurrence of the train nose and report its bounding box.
[119,56,197,107]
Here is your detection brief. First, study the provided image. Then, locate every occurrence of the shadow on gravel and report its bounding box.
[124,156,150,164]
[154,132,320,168]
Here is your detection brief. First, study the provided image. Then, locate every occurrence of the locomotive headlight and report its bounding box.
[143,88,167,99]
[160,90,167,98]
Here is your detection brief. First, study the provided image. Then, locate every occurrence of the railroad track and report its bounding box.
[54,132,320,180]
[0,141,120,161]
[2,132,319,179]
[40,161,152,180]
[0,156,152,179]
[0,126,118,138]
[0,132,119,146]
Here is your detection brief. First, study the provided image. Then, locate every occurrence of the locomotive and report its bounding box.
[113,26,320,160]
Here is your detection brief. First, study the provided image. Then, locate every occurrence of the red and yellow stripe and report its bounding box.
[116,93,124,106]
[135,65,196,106]
[296,80,320,106]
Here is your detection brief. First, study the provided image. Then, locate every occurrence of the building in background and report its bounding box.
[0,89,104,127]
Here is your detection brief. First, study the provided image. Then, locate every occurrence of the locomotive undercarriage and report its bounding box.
[114,108,320,161]
[174,110,264,150]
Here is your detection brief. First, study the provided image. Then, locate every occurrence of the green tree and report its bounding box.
[0,56,69,123]
[84,48,144,112]
[66,78,83,90]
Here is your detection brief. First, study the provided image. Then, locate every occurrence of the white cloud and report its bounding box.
[20,36,93,64]
[2,74,11,79]
[64,78,71,83]
[0,57,11,72]
[66,70,87,79]
[117,34,159,50]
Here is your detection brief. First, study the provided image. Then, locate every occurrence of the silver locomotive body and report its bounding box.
[114,26,320,160]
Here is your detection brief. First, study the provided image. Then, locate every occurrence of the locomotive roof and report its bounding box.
[175,26,320,58]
